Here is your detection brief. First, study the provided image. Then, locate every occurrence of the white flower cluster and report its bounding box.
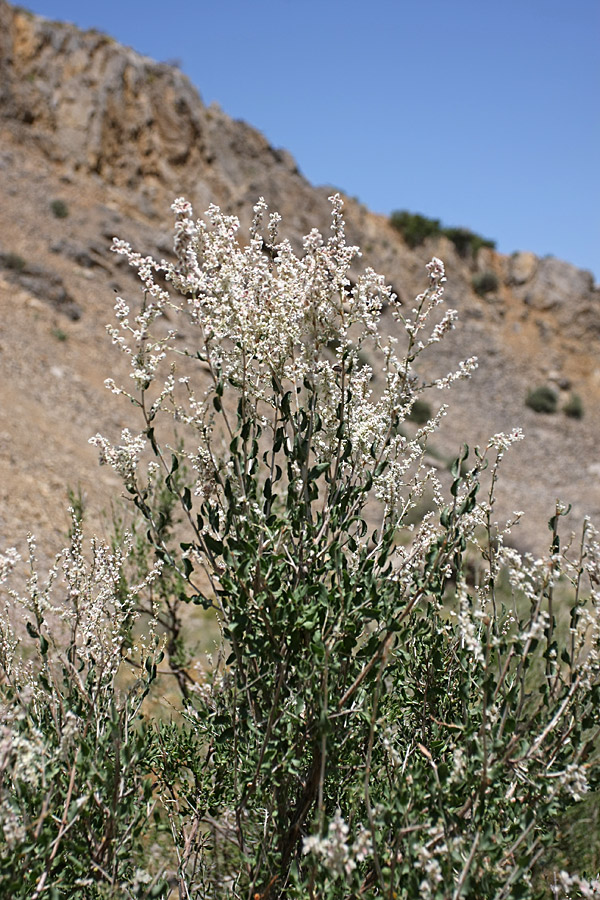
[59,513,163,672]
[556,763,590,802]
[0,702,46,848]
[551,871,600,898]
[413,827,449,899]
[499,533,600,690]
[434,356,479,390]
[98,195,483,541]
[0,549,20,586]
[0,713,46,791]
[452,580,488,665]
[0,512,163,690]
[88,429,146,489]
[0,799,25,848]
[502,547,558,604]
[489,427,524,453]
[116,193,387,398]
[302,811,372,878]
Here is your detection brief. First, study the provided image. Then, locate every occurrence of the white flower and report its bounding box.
[302,811,371,878]
[88,429,146,487]
[426,256,446,282]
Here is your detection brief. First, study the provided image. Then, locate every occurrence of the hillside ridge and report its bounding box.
[1,0,599,556]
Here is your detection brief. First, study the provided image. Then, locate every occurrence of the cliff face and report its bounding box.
[0,0,599,556]
[0,1,332,233]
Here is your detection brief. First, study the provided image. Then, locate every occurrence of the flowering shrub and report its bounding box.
[2,196,600,898]
[0,520,167,897]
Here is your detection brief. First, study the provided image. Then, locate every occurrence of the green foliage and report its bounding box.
[564,393,584,420]
[471,269,499,296]
[1,252,26,271]
[526,384,559,414]
[50,198,69,219]
[51,326,68,341]
[443,226,496,257]
[390,211,496,257]
[389,210,442,247]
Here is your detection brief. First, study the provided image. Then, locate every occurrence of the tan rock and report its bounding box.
[508,251,537,285]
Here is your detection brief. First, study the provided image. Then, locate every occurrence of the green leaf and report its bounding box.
[204,533,224,556]
[308,461,330,481]
[451,443,469,479]
[165,452,180,490]
[280,391,292,419]
[146,426,159,455]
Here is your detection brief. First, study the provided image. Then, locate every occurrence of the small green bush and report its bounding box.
[471,270,499,296]
[408,397,432,424]
[443,226,496,258]
[51,327,68,342]
[564,393,584,419]
[390,210,441,247]
[50,199,69,219]
[526,384,558,414]
[389,212,496,258]
[1,252,26,271]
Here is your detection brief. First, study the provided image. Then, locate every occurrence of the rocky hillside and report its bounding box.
[1,0,599,559]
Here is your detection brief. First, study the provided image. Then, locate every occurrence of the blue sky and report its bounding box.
[22,0,600,279]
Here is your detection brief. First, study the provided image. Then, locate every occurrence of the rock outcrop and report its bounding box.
[0,0,599,556]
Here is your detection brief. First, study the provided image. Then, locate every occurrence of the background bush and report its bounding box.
[564,393,584,419]
[389,209,442,247]
[526,384,559,414]
[0,251,26,271]
[443,226,496,257]
[390,210,496,257]
[471,270,499,296]
[50,198,69,219]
